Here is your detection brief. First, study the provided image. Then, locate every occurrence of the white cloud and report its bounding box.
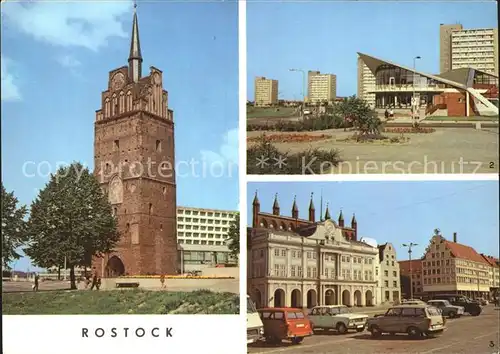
[201,128,239,167]
[2,1,133,51]
[1,56,22,102]
[56,54,81,68]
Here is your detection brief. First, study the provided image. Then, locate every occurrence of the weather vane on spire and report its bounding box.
[133,0,137,10]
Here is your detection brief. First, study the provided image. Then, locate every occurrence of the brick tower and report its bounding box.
[92,5,178,276]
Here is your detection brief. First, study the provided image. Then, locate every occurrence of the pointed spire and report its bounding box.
[291,195,299,219]
[324,203,331,220]
[309,192,315,211]
[128,1,143,83]
[272,193,280,215]
[252,191,260,205]
[338,209,344,227]
[351,213,357,226]
[292,196,298,212]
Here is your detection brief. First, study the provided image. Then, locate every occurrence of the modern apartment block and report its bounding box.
[254,76,279,106]
[422,232,491,299]
[247,193,379,309]
[440,23,464,73]
[376,243,401,304]
[307,71,337,103]
[451,28,498,75]
[440,24,499,75]
[176,206,238,271]
[357,57,376,107]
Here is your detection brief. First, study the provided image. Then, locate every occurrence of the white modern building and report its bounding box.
[177,206,238,271]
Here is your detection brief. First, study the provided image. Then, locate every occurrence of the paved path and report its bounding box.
[248,306,500,354]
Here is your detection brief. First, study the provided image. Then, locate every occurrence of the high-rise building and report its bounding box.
[357,57,376,107]
[176,206,238,271]
[440,24,464,73]
[254,77,278,106]
[92,7,178,277]
[451,28,499,75]
[307,71,337,103]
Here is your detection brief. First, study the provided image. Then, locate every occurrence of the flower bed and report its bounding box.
[383,127,435,134]
[118,275,235,279]
[247,133,332,144]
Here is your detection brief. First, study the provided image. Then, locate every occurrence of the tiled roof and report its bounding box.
[480,254,500,267]
[399,260,422,273]
[444,241,489,264]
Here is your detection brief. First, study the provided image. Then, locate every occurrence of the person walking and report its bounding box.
[384,109,389,120]
[160,274,166,289]
[90,270,98,290]
[33,273,39,292]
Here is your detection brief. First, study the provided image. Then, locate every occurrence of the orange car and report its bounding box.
[258,307,313,344]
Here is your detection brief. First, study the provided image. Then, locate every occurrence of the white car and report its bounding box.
[308,305,368,334]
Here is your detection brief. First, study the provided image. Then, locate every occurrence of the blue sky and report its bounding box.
[247,0,498,100]
[1,1,238,271]
[247,181,499,260]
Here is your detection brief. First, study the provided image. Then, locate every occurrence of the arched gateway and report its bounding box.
[105,256,125,277]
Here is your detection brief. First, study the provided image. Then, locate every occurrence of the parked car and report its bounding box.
[427,300,464,318]
[308,305,368,334]
[475,298,488,306]
[367,305,446,338]
[246,296,264,344]
[258,307,313,345]
[431,294,482,316]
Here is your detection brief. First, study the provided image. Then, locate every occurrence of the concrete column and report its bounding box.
[338,285,342,305]
[466,91,470,117]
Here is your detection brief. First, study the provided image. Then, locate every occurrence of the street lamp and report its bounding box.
[289,68,306,116]
[402,242,418,299]
[412,56,421,127]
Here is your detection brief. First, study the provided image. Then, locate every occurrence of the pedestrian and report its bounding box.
[90,270,98,290]
[96,277,101,290]
[160,274,166,289]
[384,109,389,119]
[33,273,39,292]
[389,108,394,118]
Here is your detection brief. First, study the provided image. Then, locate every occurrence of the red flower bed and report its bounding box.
[383,127,435,134]
[247,133,332,143]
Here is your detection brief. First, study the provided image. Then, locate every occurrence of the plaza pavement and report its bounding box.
[247,127,499,174]
[248,305,500,354]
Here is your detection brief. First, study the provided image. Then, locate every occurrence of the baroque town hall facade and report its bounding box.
[92,7,178,276]
[247,193,379,309]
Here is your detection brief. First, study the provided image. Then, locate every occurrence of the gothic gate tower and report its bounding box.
[92,5,178,276]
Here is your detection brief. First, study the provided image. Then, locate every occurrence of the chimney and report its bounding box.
[453,232,457,243]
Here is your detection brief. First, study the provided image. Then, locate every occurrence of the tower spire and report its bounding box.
[128,1,143,83]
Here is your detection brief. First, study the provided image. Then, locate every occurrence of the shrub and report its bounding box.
[247,136,341,175]
[247,114,350,132]
[383,127,435,134]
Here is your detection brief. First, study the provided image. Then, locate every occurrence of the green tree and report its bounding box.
[25,162,120,289]
[225,213,240,259]
[1,183,28,269]
[334,96,381,135]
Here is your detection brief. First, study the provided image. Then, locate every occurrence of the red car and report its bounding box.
[258,307,313,345]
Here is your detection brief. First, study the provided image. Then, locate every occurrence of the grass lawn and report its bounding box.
[247,106,296,119]
[424,116,499,121]
[2,289,239,315]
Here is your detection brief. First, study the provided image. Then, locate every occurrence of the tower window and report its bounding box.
[156,140,162,152]
[113,207,117,216]
[126,223,130,232]
[149,203,153,215]
[114,140,120,150]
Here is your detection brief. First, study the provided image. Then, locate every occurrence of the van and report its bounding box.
[258,307,313,345]
[247,295,264,344]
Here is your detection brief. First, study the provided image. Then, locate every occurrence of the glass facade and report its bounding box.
[473,72,499,86]
[375,65,448,89]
